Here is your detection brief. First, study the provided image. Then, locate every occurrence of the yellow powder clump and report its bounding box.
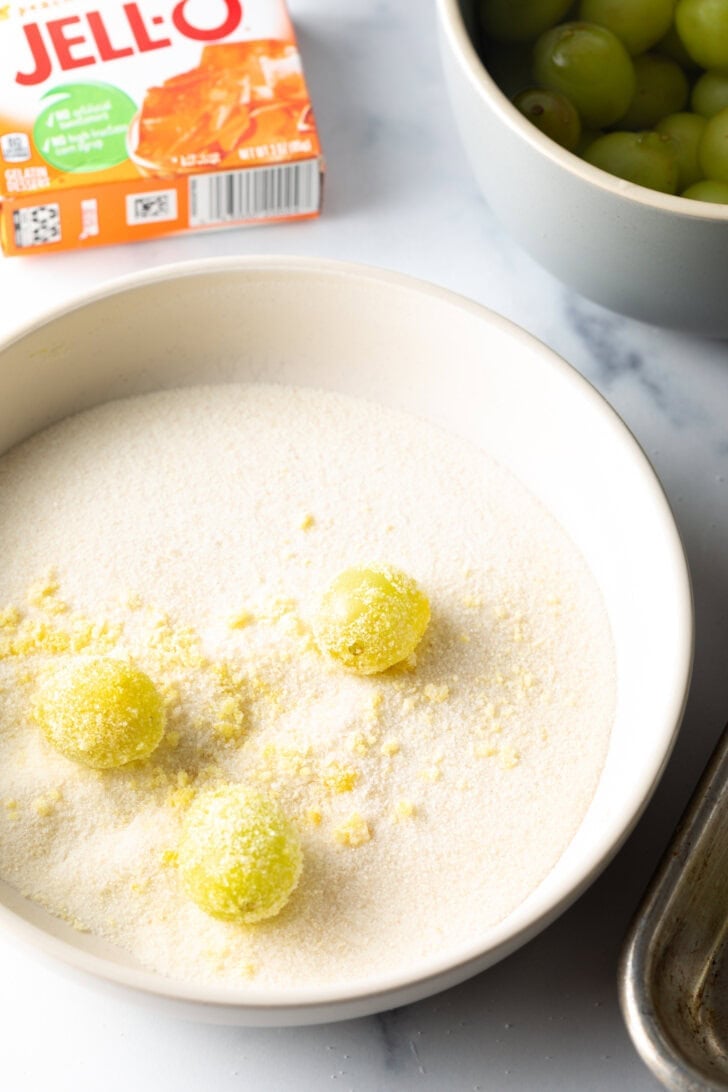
[166,771,197,810]
[210,661,247,742]
[32,788,62,817]
[299,513,315,531]
[499,746,521,770]
[423,683,450,703]
[394,799,416,821]
[258,743,315,787]
[5,619,71,658]
[263,597,299,624]
[369,689,384,716]
[147,614,206,670]
[0,606,22,631]
[462,595,483,610]
[228,609,254,630]
[27,569,64,610]
[213,695,246,742]
[347,731,376,757]
[334,812,371,847]
[0,610,122,662]
[322,763,359,794]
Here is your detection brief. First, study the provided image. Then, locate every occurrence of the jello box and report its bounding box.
[0,0,323,255]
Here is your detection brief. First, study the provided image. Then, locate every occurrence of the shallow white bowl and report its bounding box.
[437,0,728,336]
[0,257,692,1025]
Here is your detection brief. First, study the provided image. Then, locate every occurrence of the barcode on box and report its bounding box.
[126,189,178,226]
[12,203,60,248]
[188,160,320,227]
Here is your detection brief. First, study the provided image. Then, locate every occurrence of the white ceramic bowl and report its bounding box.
[0,257,692,1025]
[437,0,728,336]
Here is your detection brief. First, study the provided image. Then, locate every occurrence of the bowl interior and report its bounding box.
[0,258,692,1020]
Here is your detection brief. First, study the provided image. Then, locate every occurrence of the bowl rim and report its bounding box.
[0,254,695,1017]
[436,0,728,221]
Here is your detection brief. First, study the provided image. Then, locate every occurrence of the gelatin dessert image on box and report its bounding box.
[0,0,323,255]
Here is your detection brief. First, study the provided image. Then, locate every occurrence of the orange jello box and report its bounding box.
[0,0,323,255]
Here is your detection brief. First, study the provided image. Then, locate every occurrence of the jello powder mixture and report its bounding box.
[0,384,616,991]
[0,0,323,255]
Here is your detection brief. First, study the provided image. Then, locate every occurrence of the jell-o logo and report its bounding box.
[16,0,244,86]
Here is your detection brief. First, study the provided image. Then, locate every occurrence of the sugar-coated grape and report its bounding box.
[619,54,690,130]
[179,786,302,923]
[698,104,728,179]
[314,566,430,675]
[479,0,573,43]
[691,68,728,116]
[675,0,728,69]
[533,22,637,128]
[578,0,675,55]
[513,88,582,149]
[585,131,680,193]
[656,112,708,187]
[682,177,728,198]
[33,657,165,769]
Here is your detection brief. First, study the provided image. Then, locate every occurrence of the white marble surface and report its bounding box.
[1,1,727,1089]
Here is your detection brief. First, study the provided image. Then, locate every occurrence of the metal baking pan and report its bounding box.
[620,724,728,1090]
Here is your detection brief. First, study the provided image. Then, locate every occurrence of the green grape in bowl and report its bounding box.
[532,22,637,127]
[578,0,676,55]
[584,130,680,193]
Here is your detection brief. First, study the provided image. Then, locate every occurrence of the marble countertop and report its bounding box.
[1,2,727,1089]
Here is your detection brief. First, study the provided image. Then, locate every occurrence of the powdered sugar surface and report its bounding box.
[0,383,615,989]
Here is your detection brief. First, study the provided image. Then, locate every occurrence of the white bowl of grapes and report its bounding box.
[437,0,728,335]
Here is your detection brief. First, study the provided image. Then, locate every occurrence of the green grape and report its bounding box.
[578,0,675,54]
[619,54,690,130]
[691,68,728,116]
[480,0,573,43]
[656,111,707,187]
[675,0,728,69]
[656,22,702,67]
[533,22,637,127]
[513,87,582,149]
[698,104,728,179]
[681,177,728,198]
[179,786,302,924]
[33,657,165,769]
[584,130,680,192]
[314,566,430,675]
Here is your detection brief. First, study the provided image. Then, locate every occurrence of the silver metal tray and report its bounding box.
[620,725,728,1090]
